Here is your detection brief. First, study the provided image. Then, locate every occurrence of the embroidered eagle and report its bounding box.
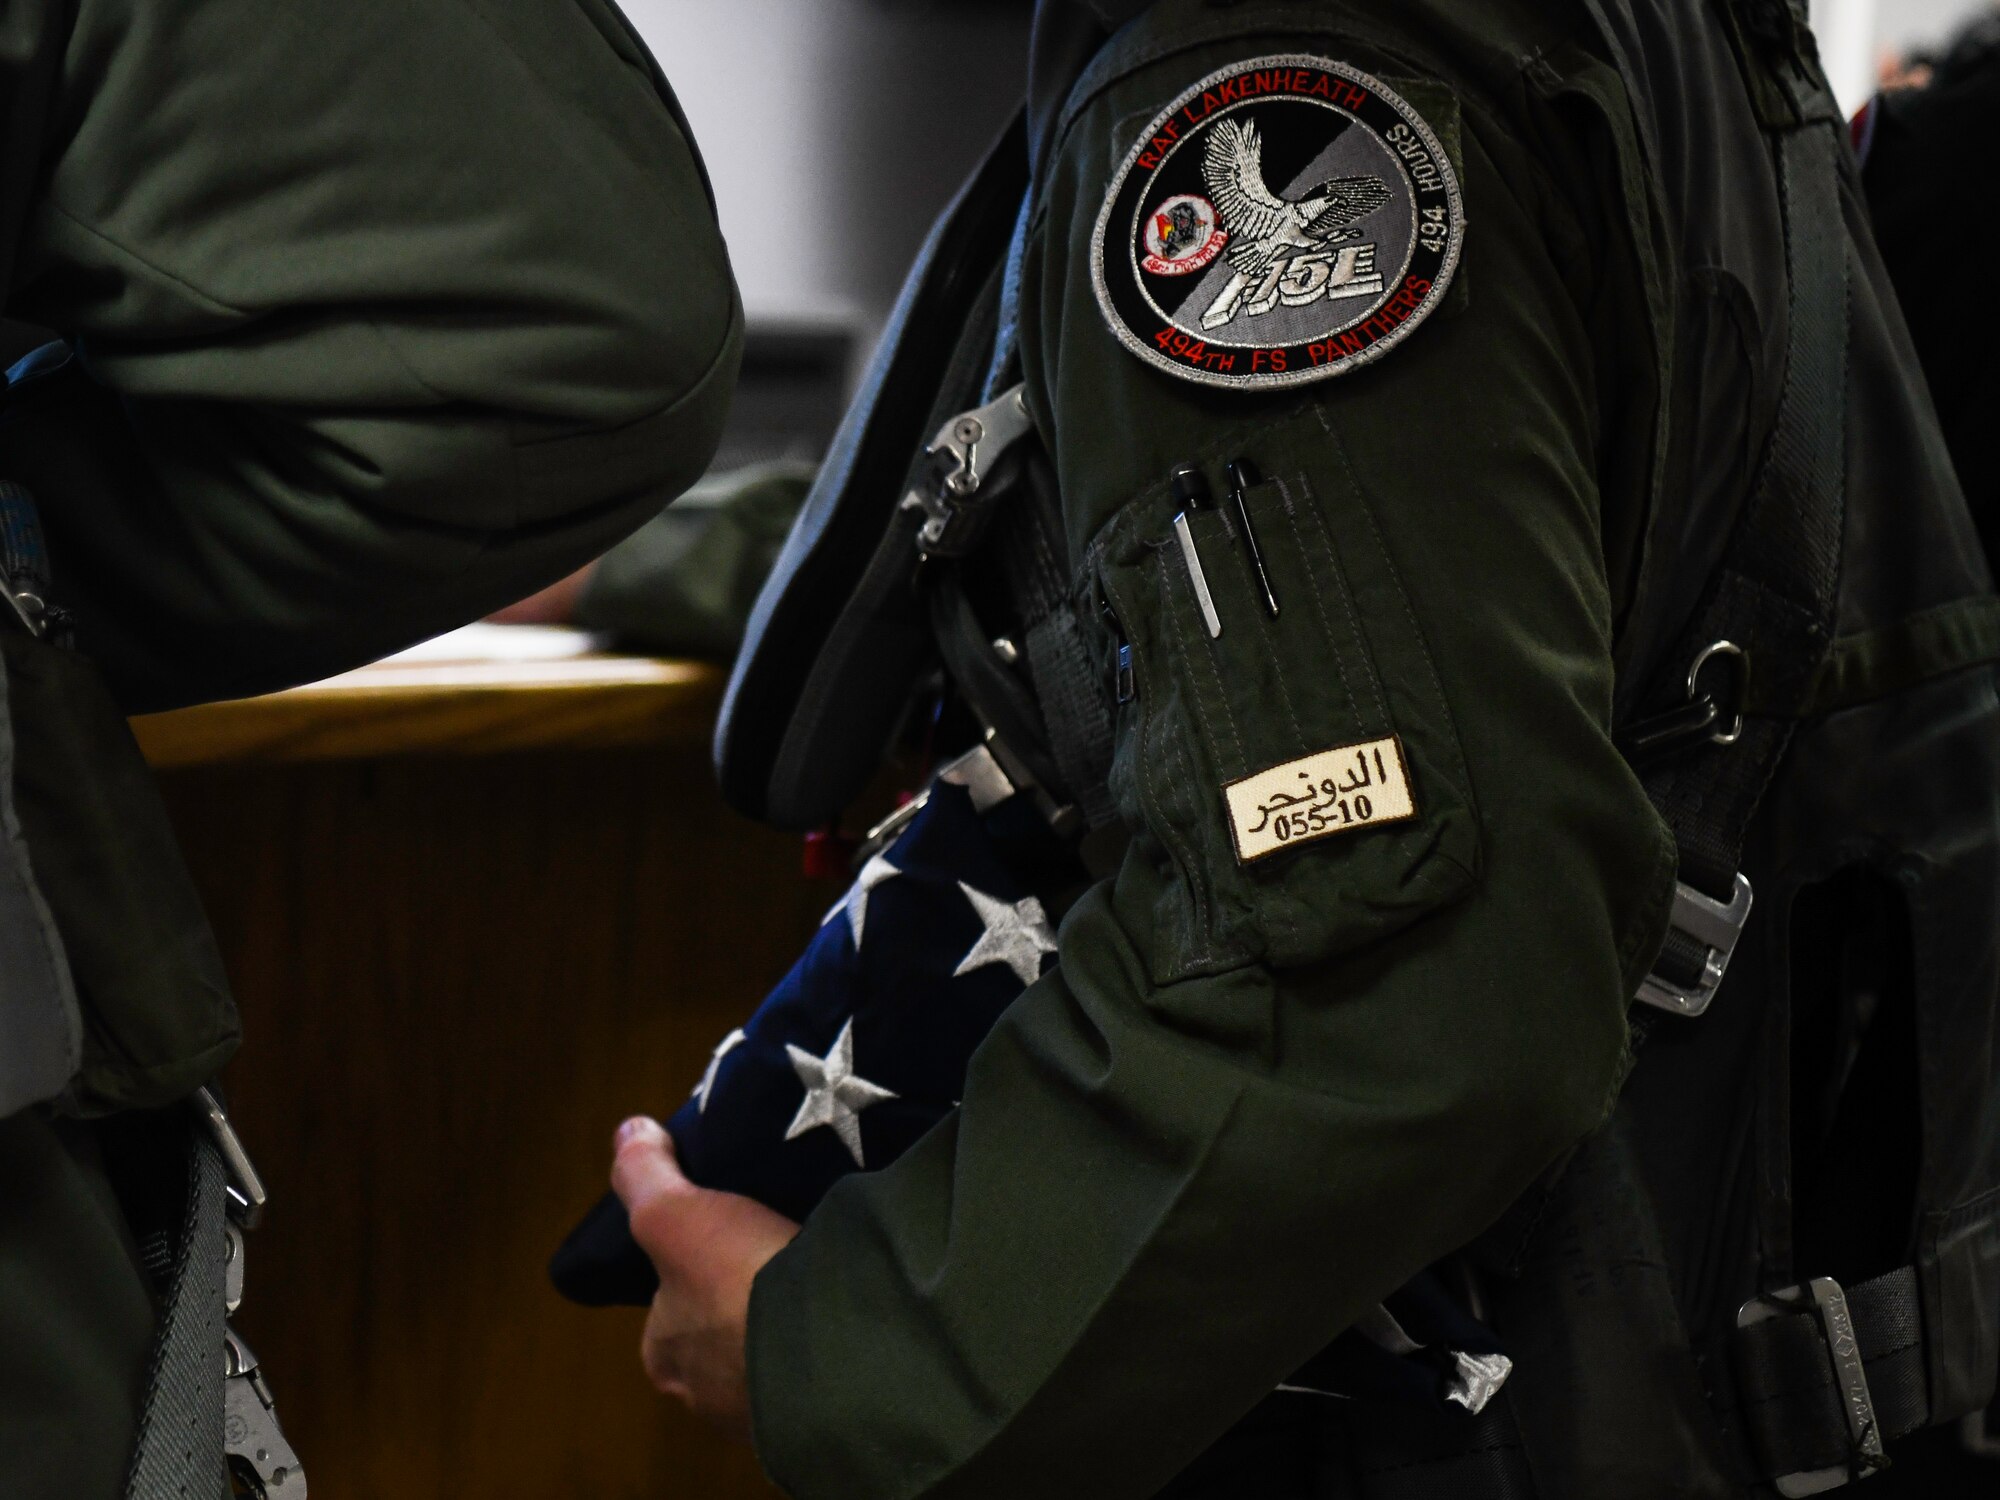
[1200,117,1392,279]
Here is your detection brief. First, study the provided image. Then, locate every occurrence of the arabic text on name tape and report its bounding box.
[1223,735,1416,863]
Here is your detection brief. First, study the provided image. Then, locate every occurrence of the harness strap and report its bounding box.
[1341,1400,1539,1500]
[1733,1266,1930,1487]
[1629,7,1994,1489]
[717,113,1030,827]
[1797,595,2000,717]
[986,273,1121,829]
[122,1119,229,1500]
[1616,0,1848,1032]
[930,178,1121,832]
[929,568,1067,806]
[993,458,1120,830]
[1635,65,1849,909]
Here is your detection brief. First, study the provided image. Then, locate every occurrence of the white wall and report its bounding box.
[625,0,1995,328]
[620,1,1031,341]
[1815,0,1996,109]
[1877,0,1992,51]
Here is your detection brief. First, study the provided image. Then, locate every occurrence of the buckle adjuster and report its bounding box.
[900,384,1034,558]
[1738,1278,1889,1495]
[194,1085,268,1228]
[1617,639,1748,769]
[1635,873,1753,1017]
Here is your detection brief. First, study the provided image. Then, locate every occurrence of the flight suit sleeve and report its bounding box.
[746,20,1676,1500]
[576,461,813,660]
[0,0,740,709]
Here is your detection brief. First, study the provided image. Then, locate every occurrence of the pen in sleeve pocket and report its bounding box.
[1169,464,1224,639]
[1225,458,1281,619]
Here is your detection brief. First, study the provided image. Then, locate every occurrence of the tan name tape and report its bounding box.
[1223,736,1416,863]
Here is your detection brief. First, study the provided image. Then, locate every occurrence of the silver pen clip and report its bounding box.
[1173,513,1223,639]
[1169,465,1223,639]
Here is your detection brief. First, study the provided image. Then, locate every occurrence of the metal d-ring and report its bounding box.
[1687,641,1746,747]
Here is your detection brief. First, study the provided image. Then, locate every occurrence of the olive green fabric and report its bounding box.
[1800,597,2000,718]
[0,639,82,1118]
[0,0,742,713]
[0,1111,153,1500]
[746,4,1679,1497]
[0,1,739,1493]
[2,630,237,1116]
[580,461,815,661]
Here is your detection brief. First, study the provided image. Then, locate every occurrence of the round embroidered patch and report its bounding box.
[1091,55,1464,391]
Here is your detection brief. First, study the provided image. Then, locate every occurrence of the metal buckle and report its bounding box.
[899,384,1034,557]
[1616,639,1748,769]
[1738,1278,1888,1495]
[192,1089,307,1496]
[853,740,1023,867]
[195,1085,268,1228]
[1635,873,1754,1017]
[937,739,1021,813]
[224,1329,308,1497]
[0,582,45,638]
[851,732,1079,870]
[1688,640,1746,747]
[976,727,1082,840]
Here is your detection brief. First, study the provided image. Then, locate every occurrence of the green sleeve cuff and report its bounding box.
[578,460,813,661]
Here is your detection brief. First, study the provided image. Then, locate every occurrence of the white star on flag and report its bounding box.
[821,854,901,948]
[783,1018,898,1167]
[954,882,1058,986]
[691,1027,746,1114]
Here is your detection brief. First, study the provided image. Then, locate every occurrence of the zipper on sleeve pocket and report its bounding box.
[1099,581,1136,705]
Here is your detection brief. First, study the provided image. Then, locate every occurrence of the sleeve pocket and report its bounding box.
[1088,463,1481,979]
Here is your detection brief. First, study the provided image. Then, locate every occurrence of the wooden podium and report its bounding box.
[134,629,819,1499]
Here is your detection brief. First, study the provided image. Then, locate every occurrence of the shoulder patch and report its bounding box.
[1091,56,1464,391]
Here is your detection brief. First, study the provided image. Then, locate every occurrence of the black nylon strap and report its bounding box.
[1637,99,1850,901]
[929,568,1067,801]
[123,1122,228,1500]
[978,187,1119,828]
[926,457,1120,830]
[1733,1266,1930,1481]
[718,114,1029,826]
[947,171,1122,829]
[1342,1398,1540,1500]
[1797,595,2000,717]
[1651,926,1716,991]
[1000,461,1120,828]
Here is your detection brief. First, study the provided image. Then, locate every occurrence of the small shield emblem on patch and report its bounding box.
[1092,55,1465,391]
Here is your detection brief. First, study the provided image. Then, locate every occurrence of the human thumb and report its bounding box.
[609,1116,688,1219]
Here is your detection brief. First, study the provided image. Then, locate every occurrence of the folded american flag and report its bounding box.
[551,775,1510,1415]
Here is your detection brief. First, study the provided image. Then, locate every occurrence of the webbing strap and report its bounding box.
[1733,1266,1930,1482]
[936,181,1122,829]
[1000,463,1121,829]
[1341,1398,1540,1500]
[123,1124,228,1500]
[929,575,1066,800]
[1637,97,1850,901]
[980,204,1120,828]
[717,113,1029,826]
[1794,595,2000,717]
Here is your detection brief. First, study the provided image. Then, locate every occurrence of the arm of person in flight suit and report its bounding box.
[0,0,740,710]
[630,8,1679,1497]
[500,460,815,658]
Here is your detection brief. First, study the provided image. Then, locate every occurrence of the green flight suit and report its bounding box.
[0,2,739,1494]
[740,1,1994,1497]
[747,2,1667,1493]
[579,461,814,661]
